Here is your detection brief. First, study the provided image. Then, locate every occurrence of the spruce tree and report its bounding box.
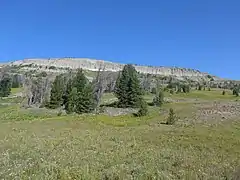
[136,100,148,117]
[73,69,87,93]
[153,90,164,107]
[64,68,95,114]
[114,64,143,108]
[75,83,95,114]
[166,108,177,125]
[64,78,74,112]
[66,87,77,113]
[49,75,64,109]
[11,74,20,88]
[0,77,12,97]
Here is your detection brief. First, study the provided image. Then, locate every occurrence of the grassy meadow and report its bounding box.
[0,88,240,179]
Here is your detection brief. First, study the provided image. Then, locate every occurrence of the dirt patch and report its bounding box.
[195,101,240,122]
[103,107,137,116]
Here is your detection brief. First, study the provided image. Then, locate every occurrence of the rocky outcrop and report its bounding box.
[11,58,212,79]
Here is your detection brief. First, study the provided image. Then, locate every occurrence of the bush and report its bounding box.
[151,87,157,94]
[222,90,226,95]
[166,108,177,125]
[169,89,174,94]
[135,101,148,117]
[182,84,190,93]
[198,85,202,91]
[233,88,239,97]
[153,91,164,107]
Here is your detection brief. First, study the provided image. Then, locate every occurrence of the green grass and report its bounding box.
[0,89,240,179]
[171,89,239,100]
[11,87,23,94]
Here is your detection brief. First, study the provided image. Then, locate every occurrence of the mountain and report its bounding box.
[9,58,217,81]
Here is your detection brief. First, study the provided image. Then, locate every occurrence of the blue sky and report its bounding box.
[0,0,240,79]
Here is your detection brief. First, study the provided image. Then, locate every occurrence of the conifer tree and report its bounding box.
[0,76,11,97]
[11,74,20,88]
[114,64,143,108]
[64,68,95,114]
[66,87,77,113]
[75,83,95,114]
[153,90,164,107]
[73,69,87,93]
[136,100,148,117]
[49,75,64,109]
[64,78,74,112]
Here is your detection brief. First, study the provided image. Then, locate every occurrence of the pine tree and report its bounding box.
[136,101,148,117]
[222,90,226,95]
[0,77,12,97]
[64,78,74,113]
[166,108,177,125]
[233,87,239,97]
[66,87,77,113]
[153,90,164,107]
[114,64,143,108]
[65,68,95,114]
[182,84,190,93]
[11,74,20,88]
[49,75,64,109]
[75,83,95,114]
[73,69,87,93]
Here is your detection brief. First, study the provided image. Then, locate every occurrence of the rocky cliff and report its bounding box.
[11,58,213,80]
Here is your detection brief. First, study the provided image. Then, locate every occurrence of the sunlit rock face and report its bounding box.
[11,58,210,79]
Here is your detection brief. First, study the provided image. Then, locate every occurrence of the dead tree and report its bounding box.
[93,65,107,111]
[22,75,51,107]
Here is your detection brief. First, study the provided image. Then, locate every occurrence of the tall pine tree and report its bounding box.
[49,75,64,109]
[114,64,143,108]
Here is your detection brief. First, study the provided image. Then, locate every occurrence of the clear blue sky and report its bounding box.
[1,0,240,79]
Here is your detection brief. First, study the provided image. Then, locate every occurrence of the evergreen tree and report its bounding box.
[222,90,226,95]
[153,90,164,107]
[66,87,77,113]
[233,87,239,97]
[64,78,74,112]
[73,69,87,93]
[0,77,12,97]
[166,108,177,125]
[11,74,20,88]
[64,68,95,114]
[75,83,95,114]
[136,101,148,117]
[49,75,64,109]
[182,84,190,93]
[114,64,143,108]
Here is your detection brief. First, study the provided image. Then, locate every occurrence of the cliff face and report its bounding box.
[11,58,211,79]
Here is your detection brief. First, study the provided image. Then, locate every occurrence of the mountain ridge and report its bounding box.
[10,57,213,76]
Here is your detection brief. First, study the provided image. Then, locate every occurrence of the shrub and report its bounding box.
[166,108,177,125]
[182,84,190,93]
[233,88,239,97]
[198,85,202,91]
[151,87,157,94]
[153,91,164,107]
[222,90,226,95]
[135,101,148,117]
[169,89,174,94]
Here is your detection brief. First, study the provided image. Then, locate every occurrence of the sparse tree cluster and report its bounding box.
[49,69,95,114]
